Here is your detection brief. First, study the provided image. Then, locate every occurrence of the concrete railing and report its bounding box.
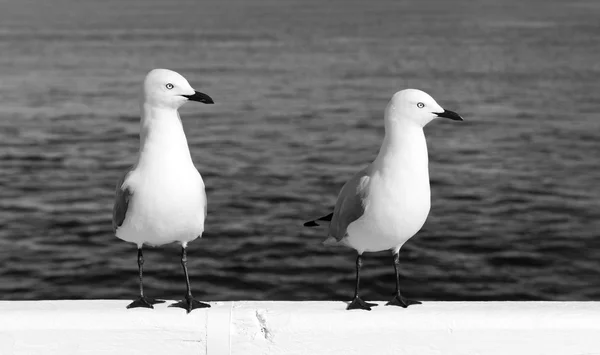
[1,300,599,355]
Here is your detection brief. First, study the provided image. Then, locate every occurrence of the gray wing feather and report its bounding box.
[112,167,134,232]
[329,167,371,241]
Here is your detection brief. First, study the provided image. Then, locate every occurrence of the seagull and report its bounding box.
[304,89,463,311]
[112,68,214,313]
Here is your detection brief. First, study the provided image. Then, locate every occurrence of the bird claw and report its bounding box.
[170,296,211,313]
[127,297,165,309]
[347,297,378,311]
[386,294,422,308]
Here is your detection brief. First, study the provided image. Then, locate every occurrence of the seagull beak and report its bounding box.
[182,91,214,104]
[435,109,463,121]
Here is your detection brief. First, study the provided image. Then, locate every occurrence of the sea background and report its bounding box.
[0,0,599,302]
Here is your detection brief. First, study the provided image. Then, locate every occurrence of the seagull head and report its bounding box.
[386,89,463,127]
[142,68,214,109]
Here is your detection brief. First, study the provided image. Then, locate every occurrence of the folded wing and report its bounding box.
[329,167,371,241]
[112,167,134,232]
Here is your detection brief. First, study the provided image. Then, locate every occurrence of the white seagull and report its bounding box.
[304,89,463,310]
[112,68,214,313]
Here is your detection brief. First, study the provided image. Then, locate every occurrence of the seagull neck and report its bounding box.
[375,119,428,172]
[138,104,193,165]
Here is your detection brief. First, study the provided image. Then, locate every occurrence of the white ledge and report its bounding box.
[1,301,600,355]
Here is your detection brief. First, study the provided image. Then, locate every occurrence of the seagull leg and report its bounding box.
[347,254,377,310]
[386,251,421,308]
[170,245,211,313]
[127,247,164,309]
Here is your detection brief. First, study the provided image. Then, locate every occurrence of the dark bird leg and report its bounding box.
[127,247,164,309]
[170,245,210,313]
[347,254,378,310]
[386,251,421,307]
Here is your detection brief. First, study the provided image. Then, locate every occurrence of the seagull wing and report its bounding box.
[303,212,333,227]
[112,166,134,232]
[196,169,208,221]
[329,167,371,241]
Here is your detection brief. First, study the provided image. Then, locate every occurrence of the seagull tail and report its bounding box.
[303,212,333,227]
[322,236,339,246]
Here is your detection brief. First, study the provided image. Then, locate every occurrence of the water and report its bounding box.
[0,0,599,302]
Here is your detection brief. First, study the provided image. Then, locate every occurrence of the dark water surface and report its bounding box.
[1,0,599,302]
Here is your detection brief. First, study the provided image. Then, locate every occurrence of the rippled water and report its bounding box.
[0,0,599,302]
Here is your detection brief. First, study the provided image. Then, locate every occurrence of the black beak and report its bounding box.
[435,109,463,121]
[182,91,214,104]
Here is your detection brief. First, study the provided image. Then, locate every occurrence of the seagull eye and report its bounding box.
[417,102,425,108]
[166,83,174,90]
